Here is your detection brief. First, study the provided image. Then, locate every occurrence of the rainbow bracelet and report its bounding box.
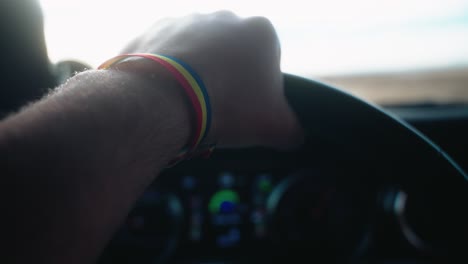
[98,53,213,166]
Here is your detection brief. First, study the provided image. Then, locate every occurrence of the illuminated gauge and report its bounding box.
[266,172,374,263]
[209,189,240,215]
[98,191,183,264]
[396,188,468,256]
[208,189,243,248]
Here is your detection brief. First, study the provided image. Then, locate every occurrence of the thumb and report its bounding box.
[257,95,305,150]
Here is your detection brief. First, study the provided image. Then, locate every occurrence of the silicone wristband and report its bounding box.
[98,53,213,165]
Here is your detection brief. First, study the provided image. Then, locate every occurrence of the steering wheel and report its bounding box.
[282,73,467,260]
[99,74,468,264]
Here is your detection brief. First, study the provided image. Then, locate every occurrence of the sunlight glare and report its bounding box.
[39,0,468,75]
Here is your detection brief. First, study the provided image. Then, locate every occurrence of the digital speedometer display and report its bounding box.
[100,164,375,264]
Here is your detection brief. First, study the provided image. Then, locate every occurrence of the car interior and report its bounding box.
[2,0,467,263]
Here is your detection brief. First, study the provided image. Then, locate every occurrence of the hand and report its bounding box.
[123,11,304,149]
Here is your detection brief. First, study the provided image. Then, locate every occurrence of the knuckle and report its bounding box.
[244,16,278,40]
[212,10,238,19]
[245,16,274,30]
[214,10,235,15]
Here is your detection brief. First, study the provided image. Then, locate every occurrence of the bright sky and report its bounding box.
[39,0,468,75]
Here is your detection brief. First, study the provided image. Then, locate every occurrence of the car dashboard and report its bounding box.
[98,80,468,264]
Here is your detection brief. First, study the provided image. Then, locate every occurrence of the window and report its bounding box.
[39,0,468,104]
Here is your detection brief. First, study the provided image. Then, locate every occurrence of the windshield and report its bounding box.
[39,0,468,105]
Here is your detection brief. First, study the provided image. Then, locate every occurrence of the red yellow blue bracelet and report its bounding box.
[98,53,213,166]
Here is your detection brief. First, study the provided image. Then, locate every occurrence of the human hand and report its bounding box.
[122,11,304,149]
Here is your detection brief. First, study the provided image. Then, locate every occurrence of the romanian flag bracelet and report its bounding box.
[98,53,214,166]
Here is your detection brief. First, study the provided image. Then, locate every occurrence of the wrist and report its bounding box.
[152,51,221,146]
[110,59,195,161]
[103,54,217,163]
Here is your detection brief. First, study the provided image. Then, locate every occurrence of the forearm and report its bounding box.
[0,12,304,264]
[0,66,191,263]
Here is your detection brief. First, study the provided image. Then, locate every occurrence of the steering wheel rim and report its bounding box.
[100,74,468,264]
[283,73,467,257]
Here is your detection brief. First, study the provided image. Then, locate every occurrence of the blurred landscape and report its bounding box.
[316,67,468,106]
